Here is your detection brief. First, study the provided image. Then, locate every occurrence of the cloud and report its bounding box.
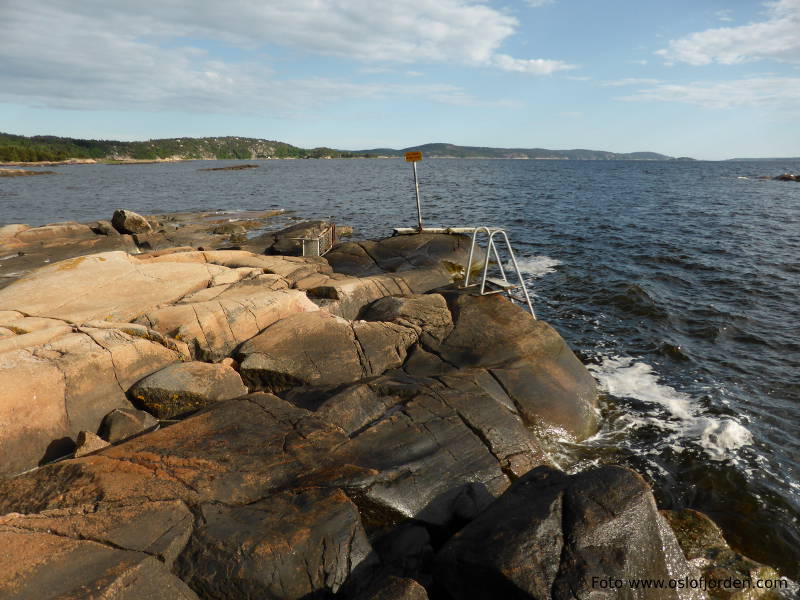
[658,0,800,65]
[714,9,734,22]
[620,77,800,109]
[0,0,571,114]
[428,91,523,108]
[524,0,555,6]
[601,78,661,87]
[491,54,575,75]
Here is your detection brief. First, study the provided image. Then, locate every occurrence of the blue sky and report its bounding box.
[1,0,799,159]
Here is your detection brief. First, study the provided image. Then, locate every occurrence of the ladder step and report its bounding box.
[485,277,517,290]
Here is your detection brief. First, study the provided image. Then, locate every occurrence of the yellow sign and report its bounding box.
[404,151,423,162]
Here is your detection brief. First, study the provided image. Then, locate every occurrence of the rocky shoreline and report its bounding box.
[0,210,788,599]
[0,168,57,177]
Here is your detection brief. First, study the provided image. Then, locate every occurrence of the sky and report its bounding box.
[1,0,799,160]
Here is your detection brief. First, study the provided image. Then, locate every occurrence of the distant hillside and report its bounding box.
[726,157,800,162]
[357,142,682,161]
[0,132,365,162]
[0,132,684,163]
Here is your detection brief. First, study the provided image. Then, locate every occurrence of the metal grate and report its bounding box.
[294,223,336,257]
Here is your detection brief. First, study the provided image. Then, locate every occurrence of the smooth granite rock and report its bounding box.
[0,326,183,475]
[99,407,159,443]
[179,488,375,599]
[112,209,153,234]
[435,465,705,600]
[128,361,248,418]
[74,430,110,457]
[237,311,417,392]
[0,500,197,599]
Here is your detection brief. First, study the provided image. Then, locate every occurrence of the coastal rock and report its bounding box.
[356,576,429,600]
[89,219,120,236]
[429,291,599,441]
[0,314,76,334]
[662,509,783,599]
[361,294,453,342]
[141,249,332,286]
[111,209,153,234]
[0,168,56,177]
[15,221,96,245]
[179,488,375,598]
[0,500,197,599]
[774,173,800,182]
[98,407,159,443]
[290,370,548,527]
[0,221,626,597]
[0,248,322,326]
[0,499,194,568]
[0,251,222,322]
[0,393,358,515]
[74,430,110,457]
[434,465,703,600]
[0,385,590,597]
[307,273,413,319]
[0,232,139,290]
[306,269,458,320]
[0,529,199,599]
[137,287,319,361]
[128,361,248,418]
[0,326,182,476]
[325,233,478,278]
[237,311,417,392]
[211,222,247,236]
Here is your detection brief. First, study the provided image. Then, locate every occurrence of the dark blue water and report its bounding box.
[2,158,799,577]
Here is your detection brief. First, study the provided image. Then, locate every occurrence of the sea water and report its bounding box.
[2,157,799,576]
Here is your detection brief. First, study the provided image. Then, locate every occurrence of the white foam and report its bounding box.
[506,255,561,278]
[687,418,754,460]
[587,355,753,462]
[588,356,694,419]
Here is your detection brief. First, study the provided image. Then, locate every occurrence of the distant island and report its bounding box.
[0,131,689,163]
[726,157,800,162]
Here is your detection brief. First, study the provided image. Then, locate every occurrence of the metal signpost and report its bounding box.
[404,151,423,231]
[392,150,536,318]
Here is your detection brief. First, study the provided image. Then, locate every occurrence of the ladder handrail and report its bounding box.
[463,226,536,318]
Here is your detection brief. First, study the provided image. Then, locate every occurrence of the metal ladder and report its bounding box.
[462,226,536,318]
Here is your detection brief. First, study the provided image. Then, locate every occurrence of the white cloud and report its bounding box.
[428,91,523,108]
[0,0,570,114]
[714,9,734,22]
[602,78,661,87]
[658,0,800,65]
[620,77,800,109]
[524,0,555,6]
[491,54,575,75]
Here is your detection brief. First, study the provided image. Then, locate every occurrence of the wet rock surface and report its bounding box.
[0,210,782,598]
[435,465,703,600]
[662,509,784,600]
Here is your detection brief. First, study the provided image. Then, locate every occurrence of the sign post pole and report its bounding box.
[412,161,422,231]
[404,151,423,232]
